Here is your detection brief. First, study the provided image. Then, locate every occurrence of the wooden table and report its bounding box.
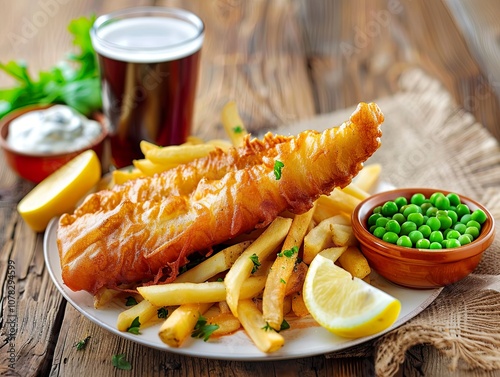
[1,1,500,376]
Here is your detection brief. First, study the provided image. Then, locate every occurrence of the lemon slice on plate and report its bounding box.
[18,149,101,232]
[303,249,401,339]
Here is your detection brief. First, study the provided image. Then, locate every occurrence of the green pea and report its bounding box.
[418,224,432,238]
[403,204,421,218]
[420,202,433,213]
[456,204,470,218]
[382,201,399,217]
[397,235,412,248]
[401,221,417,235]
[435,195,451,210]
[429,230,444,243]
[437,214,452,230]
[394,196,408,209]
[385,219,401,234]
[446,193,461,207]
[409,230,424,244]
[370,225,378,233]
[446,238,461,249]
[466,220,481,230]
[392,213,406,225]
[373,226,386,239]
[460,214,472,225]
[426,217,441,231]
[430,242,443,250]
[426,206,438,217]
[368,213,382,226]
[429,192,445,206]
[453,223,467,234]
[447,210,458,225]
[410,193,426,206]
[446,230,461,240]
[471,210,487,224]
[407,212,424,227]
[462,233,474,242]
[465,226,479,239]
[375,217,389,228]
[383,231,399,244]
[415,238,430,249]
[458,235,471,245]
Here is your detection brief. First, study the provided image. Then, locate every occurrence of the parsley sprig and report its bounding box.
[274,160,285,180]
[249,253,261,274]
[112,354,132,370]
[74,335,91,351]
[191,314,219,341]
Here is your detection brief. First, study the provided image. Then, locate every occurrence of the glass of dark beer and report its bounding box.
[91,7,204,168]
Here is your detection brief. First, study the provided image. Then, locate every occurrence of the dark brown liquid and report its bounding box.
[97,50,201,168]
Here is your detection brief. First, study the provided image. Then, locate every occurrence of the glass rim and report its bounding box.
[91,6,205,53]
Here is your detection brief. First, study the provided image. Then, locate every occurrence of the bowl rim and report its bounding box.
[0,103,107,158]
[351,187,496,261]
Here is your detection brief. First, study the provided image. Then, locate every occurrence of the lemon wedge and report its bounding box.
[303,250,401,339]
[18,150,101,232]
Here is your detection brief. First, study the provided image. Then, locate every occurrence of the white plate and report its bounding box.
[44,217,442,361]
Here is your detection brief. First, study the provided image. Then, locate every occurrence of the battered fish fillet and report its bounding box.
[57,102,384,294]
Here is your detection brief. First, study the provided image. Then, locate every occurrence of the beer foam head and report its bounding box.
[91,7,204,63]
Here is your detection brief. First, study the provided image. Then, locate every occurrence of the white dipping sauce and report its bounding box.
[7,105,103,154]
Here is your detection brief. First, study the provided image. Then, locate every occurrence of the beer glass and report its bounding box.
[91,7,204,168]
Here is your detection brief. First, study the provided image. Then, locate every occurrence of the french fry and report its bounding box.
[291,291,309,317]
[174,241,252,283]
[221,101,248,147]
[206,139,233,152]
[158,302,213,347]
[208,312,241,337]
[319,189,361,215]
[112,168,145,185]
[184,135,205,145]
[303,215,350,264]
[117,298,158,332]
[237,299,284,353]
[145,143,216,165]
[138,276,267,307]
[93,287,121,309]
[338,246,371,279]
[341,182,370,200]
[225,216,292,317]
[353,163,381,192]
[330,223,357,247]
[133,158,178,175]
[262,207,314,330]
[139,140,161,154]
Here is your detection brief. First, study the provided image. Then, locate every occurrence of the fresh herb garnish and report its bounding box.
[127,316,141,335]
[112,354,132,370]
[191,314,219,341]
[125,296,138,306]
[157,307,168,319]
[0,15,102,118]
[262,322,273,331]
[277,245,299,258]
[249,253,261,274]
[280,278,286,284]
[233,125,243,134]
[274,160,284,180]
[280,319,290,331]
[74,335,91,350]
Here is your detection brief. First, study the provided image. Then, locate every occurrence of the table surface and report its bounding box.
[1,1,500,376]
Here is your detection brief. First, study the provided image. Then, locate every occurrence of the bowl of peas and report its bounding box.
[351,188,495,289]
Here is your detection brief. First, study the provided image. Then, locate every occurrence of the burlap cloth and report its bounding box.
[280,69,500,376]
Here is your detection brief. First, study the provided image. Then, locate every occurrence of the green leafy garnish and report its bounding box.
[280,278,286,284]
[280,319,290,331]
[274,160,284,180]
[125,296,138,306]
[249,253,261,274]
[112,354,132,370]
[277,245,299,258]
[127,316,141,335]
[232,125,243,134]
[74,335,91,350]
[157,307,168,319]
[262,322,273,331]
[0,15,102,118]
[191,314,219,341]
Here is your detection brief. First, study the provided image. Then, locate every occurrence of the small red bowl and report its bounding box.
[0,104,107,183]
[351,188,495,289]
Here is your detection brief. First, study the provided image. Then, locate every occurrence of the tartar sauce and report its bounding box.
[7,105,103,154]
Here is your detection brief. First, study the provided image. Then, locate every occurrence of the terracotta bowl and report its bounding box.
[351,188,495,289]
[0,104,107,183]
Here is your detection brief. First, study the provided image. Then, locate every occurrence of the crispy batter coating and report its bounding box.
[57,102,384,294]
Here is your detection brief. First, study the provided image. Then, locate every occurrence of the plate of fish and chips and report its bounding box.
[44,102,442,360]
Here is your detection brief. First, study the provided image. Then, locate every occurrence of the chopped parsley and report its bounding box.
[278,245,299,258]
[262,322,273,332]
[249,253,261,274]
[274,160,284,180]
[191,314,219,341]
[157,307,168,319]
[127,316,141,335]
[125,296,138,306]
[74,335,90,351]
[232,125,243,134]
[280,278,286,284]
[262,320,290,332]
[112,354,132,370]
